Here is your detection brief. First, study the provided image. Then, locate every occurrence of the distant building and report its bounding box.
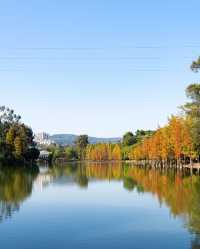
[39,150,51,160]
[34,132,53,146]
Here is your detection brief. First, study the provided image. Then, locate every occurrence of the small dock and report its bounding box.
[183,163,200,174]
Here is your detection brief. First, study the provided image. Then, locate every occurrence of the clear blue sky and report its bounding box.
[0,0,200,137]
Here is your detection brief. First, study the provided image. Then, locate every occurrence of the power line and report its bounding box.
[0,56,161,61]
[1,45,200,50]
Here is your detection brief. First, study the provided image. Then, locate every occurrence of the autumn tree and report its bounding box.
[14,136,23,158]
[129,116,192,166]
[112,144,121,160]
[6,126,15,147]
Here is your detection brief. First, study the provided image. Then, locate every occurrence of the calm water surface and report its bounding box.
[0,162,200,249]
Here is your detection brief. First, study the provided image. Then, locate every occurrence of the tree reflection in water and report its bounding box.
[47,162,200,248]
[1,162,200,248]
[0,166,38,222]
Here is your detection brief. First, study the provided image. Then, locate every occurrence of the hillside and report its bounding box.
[50,134,121,145]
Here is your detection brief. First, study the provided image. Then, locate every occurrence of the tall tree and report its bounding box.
[6,126,15,146]
[14,136,23,158]
[75,135,89,160]
[0,106,39,164]
[112,144,121,160]
[182,58,200,155]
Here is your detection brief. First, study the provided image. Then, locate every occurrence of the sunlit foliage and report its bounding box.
[0,106,39,165]
[129,116,192,165]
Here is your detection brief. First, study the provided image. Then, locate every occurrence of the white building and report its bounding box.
[34,132,54,146]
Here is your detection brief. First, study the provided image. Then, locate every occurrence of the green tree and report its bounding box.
[191,57,200,72]
[53,147,64,159]
[183,85,200,155]
[0,106,21,124]
[182,58,200,155]
[122,132,136,146]
[75,135,89,160]
[64,146,78,160]
[14,136,23,158]
[0,106,39,164]
[135,129,154,142]
[24,148,40,162]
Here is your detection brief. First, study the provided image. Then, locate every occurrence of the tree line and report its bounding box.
[0,106,39,166]
[44,57,200,166]
[128,57,200,166]
[46,129,155,162]
[50,57,200,165]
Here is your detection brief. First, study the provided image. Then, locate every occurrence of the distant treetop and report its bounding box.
[191,57,200,72]
[0,106,21,124]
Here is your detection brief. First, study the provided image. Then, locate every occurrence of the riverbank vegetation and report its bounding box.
[46,130,155,162]
[34,57,200,167]
[0,106,39,166]
[86,58,200,166]
[47,57,200,166]
[128,57,200,166]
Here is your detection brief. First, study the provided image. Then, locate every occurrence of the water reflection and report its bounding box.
[0,166,38,222]
[40,162,200,248]
[0,162,200,248]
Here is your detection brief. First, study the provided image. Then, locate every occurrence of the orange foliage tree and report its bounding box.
[129,116,193,166]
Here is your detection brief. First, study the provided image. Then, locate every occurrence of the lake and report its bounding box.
[0,162,199,249]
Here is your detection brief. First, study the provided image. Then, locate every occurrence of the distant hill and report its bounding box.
[50,134,121,146]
